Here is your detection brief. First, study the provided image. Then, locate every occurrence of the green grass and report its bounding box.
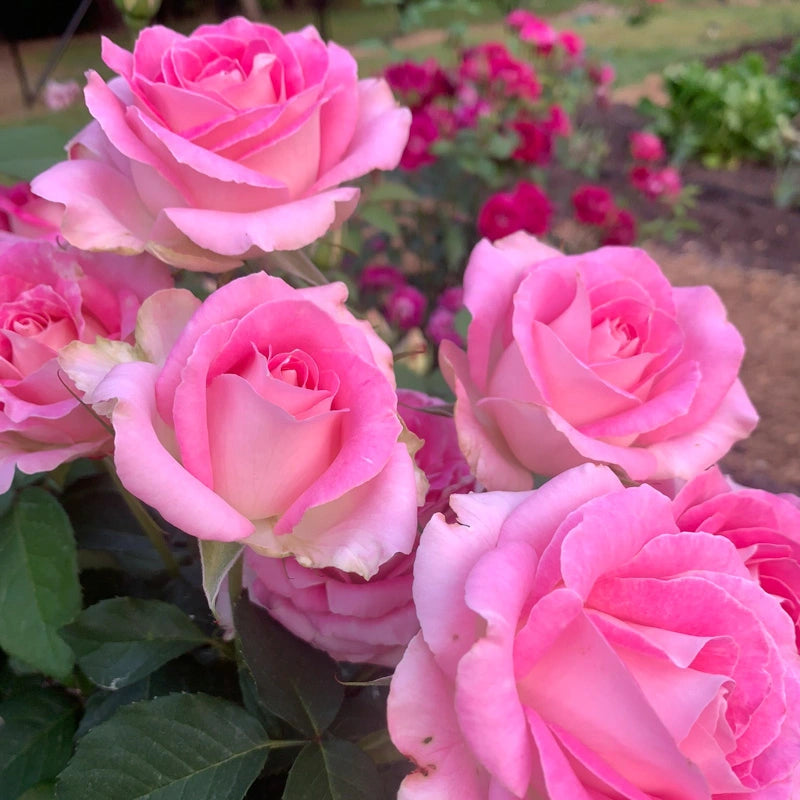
[581,2,800,86]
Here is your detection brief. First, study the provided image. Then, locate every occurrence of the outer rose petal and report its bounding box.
[92,361,254,541]
[245,440,419,578]
[388,634,489,800]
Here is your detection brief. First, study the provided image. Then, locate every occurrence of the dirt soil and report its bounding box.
[602,36,800,493]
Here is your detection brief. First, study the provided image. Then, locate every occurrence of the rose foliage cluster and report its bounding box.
[0,12,798,800]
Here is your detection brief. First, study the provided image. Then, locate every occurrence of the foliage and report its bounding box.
[641,52,799,168]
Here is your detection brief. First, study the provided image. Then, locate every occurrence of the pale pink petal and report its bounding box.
[388,633,489,800]
[414,491,530,675]
[94,361,253,541]
[245,440,418,577]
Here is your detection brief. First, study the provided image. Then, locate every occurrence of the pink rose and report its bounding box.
[556,30,585,60]
[440,234,758,486]
[396,389,477,526]
[519,18,558,54]
[234,389,475,666]
[630,130,666,162]
[388,465,800,799]
[672,466,800,647]
[62,272,421,576]
[0,237,171,491]
[42,79,81,112]
[0,183,63,239]
[32,18,411,272]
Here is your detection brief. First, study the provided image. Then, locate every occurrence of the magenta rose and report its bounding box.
[572,184,616,226]
[233,389,476,666]
[32,18,411,272]
[388,465,800,799]
[441,233,758,486]
[630,130,666,162]
[62,272,422,576]
[0,237,171,491]
[672,466,800,647]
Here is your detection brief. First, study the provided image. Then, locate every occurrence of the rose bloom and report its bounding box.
[601,208,637,246]
[32,18,411,272]
[506,9,537,30]
[388,464,800,799]
[0,236,171,491]
[654,166,683,200]
[519,18,558,54]
[630,130,666,162]
[0,183,63,239]
[511,119,553,165]
[477,183,552,241]
[557,30,585,60]
[589,61,615,87]
[545,104,572,137]
[61,272,423,576]
[229,389,476,666]
[672,466,800,647]
[440,233,758,486]
[572,184,616,226]
[385,284,427,331]
[400,108,439,170]
[358,263,406,293]
[42,79,81,112]
[384,58,451,108]
[438,286,463,313]
[426,306,462,347]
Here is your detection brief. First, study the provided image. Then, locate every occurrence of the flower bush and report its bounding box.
[0,10,797,800]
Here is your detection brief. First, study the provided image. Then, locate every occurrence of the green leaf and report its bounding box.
[76,656,233,739]
[200,540,243,615]
[234,596,344,738]
[454,307,471,341]
[0,689,77,798]
[0,125,66,181]
[367,181,421,204]
[282,739,383,800]
[61,597,208,689]
[0,488,80,678]
[18,783,57,800]
[56,694,269,800]
[358,204,401,238]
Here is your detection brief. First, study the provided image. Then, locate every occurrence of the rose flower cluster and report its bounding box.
[3,13,798,800]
